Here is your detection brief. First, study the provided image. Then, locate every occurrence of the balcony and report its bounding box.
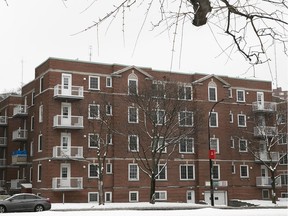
[254,126,277,137]
[53,115,83,129]
[0,137,7,147]
[0,116,7,126]
[53,146,83,159]
[205,180,228,187]
[10,179,26,190]
[252,102,277,113]
[12,129,28,141]
[54,84,84,100]
[256,177,281,188]
[0,159,6,167]
[52,177,83,191]
[11,150,28,165]
[255,151,279,162]
[13,105,28,117]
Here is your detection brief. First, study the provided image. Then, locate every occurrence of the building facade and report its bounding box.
[0,58,287,204]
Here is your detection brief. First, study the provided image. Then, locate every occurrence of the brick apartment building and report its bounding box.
[0,57,287,204]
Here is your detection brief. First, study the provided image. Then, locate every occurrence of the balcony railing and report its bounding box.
[13,105,28,117]
[52,177,83,191]
[11,150,28,164]
[255,151,279,162]
[54,84,84,99]
[10,179,26,189]
[252,102,277,112]
[254,126,277,137]
[205,180,228,187]
[0,116,7,126]
[0,137,7,146]
[256,177,281,187]
[12,129,28,141]
[53,146,83,159]
[0,159,6,167]
[53,115,83,129]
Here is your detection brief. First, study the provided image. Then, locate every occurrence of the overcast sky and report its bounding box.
[0,0,287,93]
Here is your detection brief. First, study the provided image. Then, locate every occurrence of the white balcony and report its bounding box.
[252,102,277,112]
[254,126,277,137]
[13,105,28,117]
[0,116,7,126]
[52,177,83,191]
[256,177,281,187]
[0,137,7,146]
[54,84,84,100]
[10,179,26,189]
[53,146,83,159]
[53,115,83,129]
[255,151,279,162]
[205,180,228,187]
[12,129,28,141]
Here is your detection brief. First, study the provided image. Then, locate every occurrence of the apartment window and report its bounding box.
[228,88,232,98]
[105,192,112,203]
[229,111,233,123]
[278,114,286,124]
[279,153,288,165]
[106,104,112,116]
[88,192,99,202]
[89,76,100,90]
[281,193,288,198]
[239,139,248,152]
[31,91,35,105]
[128,107,138,123]
[88,104,100,119]
[88,133,99,148]
[128,135,139,152]
[39,105,43,123]
[280,174,288,185]
[212,164,220,180]
[106,133,113,145]
[106,163,112,174]
[240,165,249,178]
[231,164,236,174]
[129,191,139,202]
[37,164,42,182]
[179,85,192,100]
[262,189,270,199]
[209,112,218,127]
[128,79,138,95]
[30,141,33,157]
[38,134,43,152]
[39,76,44,93]
[155,191,167,201]
[179,111,193,127]
[230,137,235,148]
[152,137,166,153]
[238,114,246,127]
[210,138,219,153]
[31,116,34,131]
[106,77,112,87]
[180,164,195,180]
[128,164,139,181]
[236,90,245,102]
[179,137,194,153]
[152,81,165,98]
[153,109,165,125]
[156,164,167,180]
[208,86,217,101]
[279,133,287,145]
[88,164,98,178]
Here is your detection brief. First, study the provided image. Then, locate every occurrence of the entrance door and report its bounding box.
[61,133,71,157]
[186,190,195,203]
[60,163,71,188]
[61,103,71,126]
[62,74,72,96]
[257,92,264,110]
[204,191,227,205]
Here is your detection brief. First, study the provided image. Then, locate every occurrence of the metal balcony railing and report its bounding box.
[13,105,28,117]
[252,102,277,112]
[53,146,83,159]
[255,151,279,162]
[12,129,28,141]
[256,177,281,187]
[53,115,83,129]
[54,84,84,99]
[52,177,83,190]
[254,126,278,137]
[0,137,7,146]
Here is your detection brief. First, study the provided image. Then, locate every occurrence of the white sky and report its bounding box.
[0,0,287,93]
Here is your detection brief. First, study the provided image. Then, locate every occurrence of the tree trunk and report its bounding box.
[149,174,156,204]
[270,171,277,204]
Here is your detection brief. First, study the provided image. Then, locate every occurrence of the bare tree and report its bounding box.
[123,79,201,204]
[72,0,288,67]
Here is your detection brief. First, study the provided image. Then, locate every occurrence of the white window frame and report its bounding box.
[230,137,235,148]
[279,153,288,165]
[105,192,112,203]
[155,191,167,201]
[178,85,192,100]
[156,164,167,180]
[89,76,100,90]
[106,104,112,116]
[106,77,112,88]
[228,88,233,98]
[152,81,165,98]
[209,112,218,127]
[88,192,99,203]
[129,191,139,202]
[236,89,245,102]
[88,163,99,178]
[208,86,217,101]
[106,133,113,145]
[37,164,42,182]
[88,133,99,148]
[179,137,194,153]
[154,109,166,125]
[240,165,249,178]
[128,135,139,152]
[88,104,100,119]
[179,111,193,127]
[39,105,43,123]
[128,79,138,95]
[106,163,113,174]
[239,139,248,152]
[229,111,233,123]
[38,134,43,152]
[212,164,220,180]
[152,137,167,153]
[128,107,138,123]
[128,163,139,181]
[232,164,236,174]
[238,114,247,127]
[210,138,219,153]
[31,116,34,131]
[180,164,195,180]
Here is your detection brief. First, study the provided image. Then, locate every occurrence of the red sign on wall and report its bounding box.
[209,149,216,159]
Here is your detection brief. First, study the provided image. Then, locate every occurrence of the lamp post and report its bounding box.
[208,99,224,206]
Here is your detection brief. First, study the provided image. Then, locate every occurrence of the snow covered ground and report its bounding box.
[15,198,288,216]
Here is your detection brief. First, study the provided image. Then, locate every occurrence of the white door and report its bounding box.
[204,191,227,205]
[62,74,72,95]
[186,190,195,203]
[61,133,71,157]
[60,163,71,188]
[61,103,71,126]
[257,92,264,110]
